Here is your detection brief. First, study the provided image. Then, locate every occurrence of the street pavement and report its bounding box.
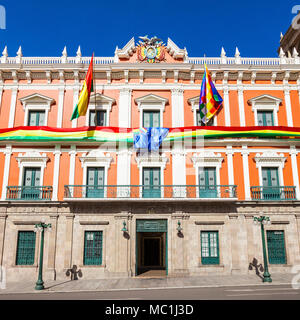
[0,273,299,300]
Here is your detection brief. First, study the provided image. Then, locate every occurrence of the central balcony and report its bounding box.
[64,185,238,202]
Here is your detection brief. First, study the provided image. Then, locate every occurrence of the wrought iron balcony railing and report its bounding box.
[64,185,237,200]
[250,186,296,201]
[6,186,53,201]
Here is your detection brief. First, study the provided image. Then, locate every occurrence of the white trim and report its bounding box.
[86,93,115,127]
[119,88,132,128]
[237,88,245,126]
[254,151,287,187]
[52,145,61,201]
[8,88,18,128]
[223,87,231,126]
[68,146,77,186]
[1,145,12,200]
[19,93,55,127]
[242,146,251,200]
[290,146,300,199]
[284,89,293,127]
[80,150,113,197]
[248,94,282,126]
[135,94,168,127]
[226,146,235,186]
[57,88,65,128]
[15,151,49,187]
[116,150,132,197]
[171,88,185,127]
[72,88,79,128]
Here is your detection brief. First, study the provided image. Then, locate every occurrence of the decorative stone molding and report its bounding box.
[86,93,116,126]
[191,152,224,168]
[79,150,113,168]
[79,221,109,225]
[19,93,55,126]
[135,153,168,170]
[167,38,188,60]
[254,152,286,168]
[248,94,282,126]
[195,221,225,225]
[115,37,135,59]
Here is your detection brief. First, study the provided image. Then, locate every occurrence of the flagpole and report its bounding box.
[93,52,96,126]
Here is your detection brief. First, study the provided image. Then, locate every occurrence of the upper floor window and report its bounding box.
[248,94,282,126]
[89,110,107,127]
[19,93,55,127]
[257,111,274,126]
[189,96,216,126]
[28,110,45,126]
[86,93,115,127]
[143,111,160,127]
[196,110,214,126]
[135,94,168,128]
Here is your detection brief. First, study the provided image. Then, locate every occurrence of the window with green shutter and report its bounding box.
[28,110,46,126]
[201,231,220,265]
[257,111,274,126]
[143,111,160,127]
[16,231,36,265]
[89,110,107,126]
[83,231,103,265]
[267,230,287,264]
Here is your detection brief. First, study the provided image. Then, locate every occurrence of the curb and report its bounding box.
[0,282,293,295]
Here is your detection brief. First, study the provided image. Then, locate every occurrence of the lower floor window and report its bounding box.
[201,231,220,265]
[267,230,287,264]
[84,231,103,265]
[16,231,36,265]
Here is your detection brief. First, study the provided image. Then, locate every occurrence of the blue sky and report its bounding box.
[0,0,297,58]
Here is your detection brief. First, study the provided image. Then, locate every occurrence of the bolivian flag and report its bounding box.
[71,54,94,120]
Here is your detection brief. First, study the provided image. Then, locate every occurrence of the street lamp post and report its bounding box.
[253,216,272,283]
[34,222,52,290]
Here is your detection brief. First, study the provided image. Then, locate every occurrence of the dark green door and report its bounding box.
[262,167,280,200]
[143,168,161,198]
[22,168,41,200]
[267,231,287,264]
[86,167,104,198]
[143,111,160,127]
[199,167,217,198]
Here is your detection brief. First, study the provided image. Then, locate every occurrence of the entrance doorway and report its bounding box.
[136,220,168,277]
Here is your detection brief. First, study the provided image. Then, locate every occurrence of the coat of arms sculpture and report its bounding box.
[137,35,166,63]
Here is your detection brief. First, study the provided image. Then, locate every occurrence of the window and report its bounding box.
[143,167,161,198]
[196,111,214,126]
[86,167,105,198]
[28,110,46,126]
[143,111,160,127]
[83,231,103,265]
[257,111,274,126]
[89,110,107,127]
[16,231,36,265]
[267,231,287,264]
[201,231,220,265]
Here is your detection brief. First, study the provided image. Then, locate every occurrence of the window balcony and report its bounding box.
[64,185,237,201]
[6,186,53,201]
[250,186,296,201]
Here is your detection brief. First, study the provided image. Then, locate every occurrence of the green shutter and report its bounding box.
[201,231,220,265]
[267,231,287,264]
[28,111,45,126]
[257,111,274,126]
[143,111,160,127]
[84,231,103,265]
[143,168,161,198]
[86,167,105,198]
[199,167,217,198]
[16,231,36,265]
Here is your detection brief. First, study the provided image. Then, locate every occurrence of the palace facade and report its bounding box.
[0,33,300,282]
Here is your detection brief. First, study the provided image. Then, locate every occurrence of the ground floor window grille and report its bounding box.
[201,231,220,265]
[267,230,287,264]
[83,231,103,265]
[16,231,36,265]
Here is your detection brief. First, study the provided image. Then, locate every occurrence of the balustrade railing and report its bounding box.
[64,185,237,200]
[6,186,53,201]
[250,186,296,201]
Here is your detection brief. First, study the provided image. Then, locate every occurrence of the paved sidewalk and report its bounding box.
[0,273,295,295]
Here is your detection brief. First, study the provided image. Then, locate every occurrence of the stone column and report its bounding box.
[8,87,18,128]
[171,149,186,197]
[229,215,241,274]
[1,145,12,201]
[223,86,231,126]
[64,214,75,269]
[226,146,234,186]
[290,146,300,200]
[171,88,185,127]
[237,87,245,126]
[56,87,65,128]
[119,89,132,128]
[52,145,61,201]
[0,214,7,267]
[284,88,293,127]
[47,214,59,279]
[242,146,251,200]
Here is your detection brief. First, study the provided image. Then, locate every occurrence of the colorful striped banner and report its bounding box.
[0,126,300,143]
